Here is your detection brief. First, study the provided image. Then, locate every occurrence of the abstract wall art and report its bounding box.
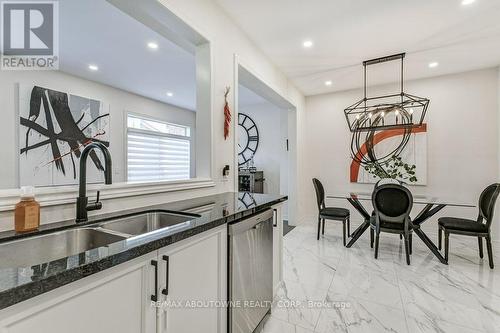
[19,85,110,187]
[350,124,427,185]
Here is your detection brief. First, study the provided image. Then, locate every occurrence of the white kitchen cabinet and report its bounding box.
[156,225,227,333]
[0,252,157,333]
[272,203,284,296]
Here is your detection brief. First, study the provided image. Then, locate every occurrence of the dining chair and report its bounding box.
[312,178,350,244]
[374,178,404,187]
[373,178,405,241]
[438,183,500,269]
[371,183,413,264]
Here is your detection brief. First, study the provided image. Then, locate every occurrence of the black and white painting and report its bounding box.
[19,85,110,187]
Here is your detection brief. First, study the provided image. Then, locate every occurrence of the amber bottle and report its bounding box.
[15,186,40,233]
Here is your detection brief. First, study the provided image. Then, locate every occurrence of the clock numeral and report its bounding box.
[239,115,247,126]
[238,114,258,166]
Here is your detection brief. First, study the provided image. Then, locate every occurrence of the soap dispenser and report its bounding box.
[15,186,40,233]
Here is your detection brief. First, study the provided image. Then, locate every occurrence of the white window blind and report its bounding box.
[127,115,191,182]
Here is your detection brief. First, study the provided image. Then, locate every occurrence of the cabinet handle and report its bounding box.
[151,260,158,302]
[161,255,169,296]
[273,209,278,227]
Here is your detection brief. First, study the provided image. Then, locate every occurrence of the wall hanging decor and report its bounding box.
[19,85,110,187]
[350,124,427,185]
[238,113,259,166]
[345,53,430,184]
[224,86,231,140]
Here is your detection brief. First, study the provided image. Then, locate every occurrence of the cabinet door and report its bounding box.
[272,203,284,295]
[0,253,157,333]
[157,226,227,333]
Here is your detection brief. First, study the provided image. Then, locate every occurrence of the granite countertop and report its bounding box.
[0,192,287,310]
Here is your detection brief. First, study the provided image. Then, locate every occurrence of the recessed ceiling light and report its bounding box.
[303,40,313,48]
[324,80,332,86]
[428,62,439,68]
[147,42,159,50]
[461,0,476,5]
[166,91,173,97]
[88,64,98,71]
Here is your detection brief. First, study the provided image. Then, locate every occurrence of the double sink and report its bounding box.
[0,211,199,268]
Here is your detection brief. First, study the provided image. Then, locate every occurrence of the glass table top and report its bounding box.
[327,192,475,208]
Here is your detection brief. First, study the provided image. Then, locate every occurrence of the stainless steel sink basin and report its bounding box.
[0,211,198,268]
[0,228,126,268]
[99,212,196,236]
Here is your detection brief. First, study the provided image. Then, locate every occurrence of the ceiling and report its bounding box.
[215,0,500,96]
[59,0,196,110]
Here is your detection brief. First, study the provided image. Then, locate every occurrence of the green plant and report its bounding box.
[364,156,418,183]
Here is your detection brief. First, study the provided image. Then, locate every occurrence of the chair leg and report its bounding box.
[347,216,350,237]
[409,233,413,255]
[486,234,494,269]
[404,233,411,265]
[444,232,450,263]
[478,237,484,259]
[342,221,346,247]
[317,217,321,240]
[370,228,374,248]
[322,218,325,235]
[438,227,442,251]
[374,232,380,259]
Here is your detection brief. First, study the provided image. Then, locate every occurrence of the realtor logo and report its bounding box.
[1,1,58,70]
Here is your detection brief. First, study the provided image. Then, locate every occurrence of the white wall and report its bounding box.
[0,70,196,189]
[305,68,500,238]
[164,0,306,225]
[497,66,500,235]
[239,103,283,195]
[0,0,306,231]
[280,109,290,220]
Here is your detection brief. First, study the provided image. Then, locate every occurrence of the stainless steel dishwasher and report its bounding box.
[228,209,274,333]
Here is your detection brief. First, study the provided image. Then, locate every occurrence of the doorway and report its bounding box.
[234,62,296,225]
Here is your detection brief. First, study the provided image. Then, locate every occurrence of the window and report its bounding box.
[127,114,191,182]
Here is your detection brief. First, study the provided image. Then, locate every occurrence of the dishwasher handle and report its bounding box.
[228,209,273,235]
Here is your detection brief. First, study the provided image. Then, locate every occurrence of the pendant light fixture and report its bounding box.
[344,53,429,133]
[345,53,430,168]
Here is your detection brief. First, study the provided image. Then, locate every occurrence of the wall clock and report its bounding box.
[238,113,259,166]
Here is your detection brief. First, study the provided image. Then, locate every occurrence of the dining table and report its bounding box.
[327,192,475,264]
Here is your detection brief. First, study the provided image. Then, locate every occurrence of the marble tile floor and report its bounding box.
[260,221,500,333]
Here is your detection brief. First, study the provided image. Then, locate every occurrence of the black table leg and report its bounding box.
[411,203,448,264]
[413,204,446,226]
[412,228,447,264]
[345,197,371,248]
[347,196,371,220]
[346,221,370,248]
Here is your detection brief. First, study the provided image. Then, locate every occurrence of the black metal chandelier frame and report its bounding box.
[344,53,430,133]
[345,53,430,170]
